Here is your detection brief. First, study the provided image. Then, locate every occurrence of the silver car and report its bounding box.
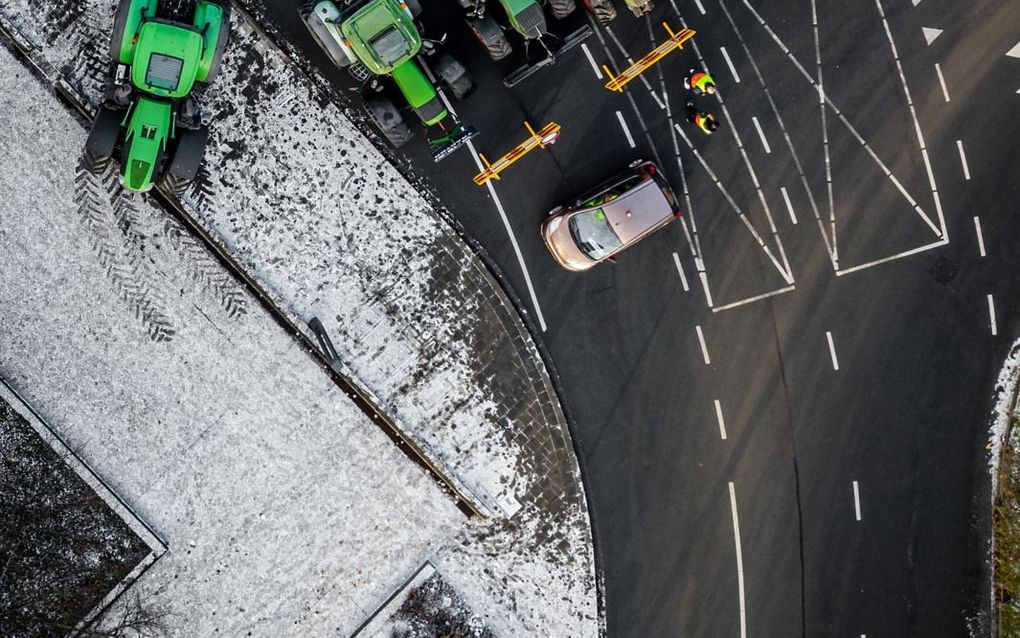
[541,160,681,271]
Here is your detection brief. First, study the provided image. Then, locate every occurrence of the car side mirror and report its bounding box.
[607,255,618,264]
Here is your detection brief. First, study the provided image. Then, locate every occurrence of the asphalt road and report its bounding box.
[249,0,1020,634]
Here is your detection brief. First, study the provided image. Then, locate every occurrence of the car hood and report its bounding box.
[601,180,673,244]
[542,215,597,272]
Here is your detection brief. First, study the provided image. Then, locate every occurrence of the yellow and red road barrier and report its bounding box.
[603,23,696,92]
[473,121,561,186]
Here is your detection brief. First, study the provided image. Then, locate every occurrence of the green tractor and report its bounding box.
[83,0,230,194]
[300,0,477,161]
[458,0,592,86]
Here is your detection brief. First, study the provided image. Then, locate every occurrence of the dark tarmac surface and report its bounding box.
[250,0,1020,634]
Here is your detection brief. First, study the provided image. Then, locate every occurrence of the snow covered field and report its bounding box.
[0,10,598,635]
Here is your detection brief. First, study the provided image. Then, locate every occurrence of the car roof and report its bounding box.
[596,178,672,244]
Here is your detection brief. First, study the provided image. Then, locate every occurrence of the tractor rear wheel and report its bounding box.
[583,0,616,22]
[435,53,474,100]
[109,0,134,62]
[201,1,231,83]
[83,106,122,173]
[467,15,511,61]
[548,0,577,19]
[161,126,209,197]
[365,97,413,148]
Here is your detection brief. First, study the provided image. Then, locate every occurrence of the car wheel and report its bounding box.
[365,97,413,148]
[467,14,512,61]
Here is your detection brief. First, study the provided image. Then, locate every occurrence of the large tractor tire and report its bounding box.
[200,1,231,83]
[467,14,511,61]
[435,53,474,100]
[110,0,135,62]
[300,1,354,69]
[365,97,413,148]
[548,0,577,19]
[161,126,209,197]
[405,0,423,18]
[584,0,616,22]
[83,106,122,174]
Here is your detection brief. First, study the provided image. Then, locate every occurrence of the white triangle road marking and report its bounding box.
[912,0,922,6]
[1008,41,1020,58]
[922,27,942,46]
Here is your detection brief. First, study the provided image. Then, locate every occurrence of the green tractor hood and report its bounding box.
[121,96,173,191]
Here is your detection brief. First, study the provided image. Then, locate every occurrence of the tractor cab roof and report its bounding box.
[131,21,203,98]
[340,0,420,74]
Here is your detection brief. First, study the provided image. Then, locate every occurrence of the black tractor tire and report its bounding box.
[84,105,122,172]
[109,0,134,62]
[467,15,512,61]
[583,0,616,22]
[162,126,209,195]
[548,0,577,19]
[404,0,422,17]
[365,97,413,148]
[202,2,231,83]
[435,53,474,100]
[300,1,353,69]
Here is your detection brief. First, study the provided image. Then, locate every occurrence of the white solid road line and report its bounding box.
[694,0,706,14]
[711,285,796,313]
[781,187,798,224]
[957,140,971,180]
[751,116,771,153]
[988,294,998,336]
[720,46,741,82]
[616,110,636,148]
[935,62,950,102]
[826,331,840,371]
[714,399,727,439]
[974,217,987,257]
[853,481,862,521]
[696,325,711,364]
[672,251,690,291]
[728,482,748,638]
[581,43,603,80]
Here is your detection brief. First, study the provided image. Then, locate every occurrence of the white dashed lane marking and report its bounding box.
[581,43,603,79]
[988,294,998,336]
[781,187,798,224]
[826,331,839,371]
[751,116,771,154]
[934,63,950,102]
[696,325,711,364]
[694,0,706,14]
[853,481,862,521]
[616,110,636,148]
[720,46,741,82]
[957,140,971,180]
[974,217,986,257]
[714,400,727,439]
[672,251,690,291]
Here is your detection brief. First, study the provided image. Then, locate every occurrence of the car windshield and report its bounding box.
[145,53,183,91]
[370,28,409,65]
[569,209,622,260]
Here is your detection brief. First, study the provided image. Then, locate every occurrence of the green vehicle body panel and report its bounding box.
[192,0,227,82]
[130,22,203,98]
[498,0,540,34]
[116,0,158,64]
[340,0,420,74]
[390,60,444,124]
[122,96,173,192]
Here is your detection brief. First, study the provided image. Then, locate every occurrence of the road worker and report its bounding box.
[684,68,716,96]
[685,101,719,135]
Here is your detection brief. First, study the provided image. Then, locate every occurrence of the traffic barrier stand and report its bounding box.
[603,23,696,92]
[473,121,561,186]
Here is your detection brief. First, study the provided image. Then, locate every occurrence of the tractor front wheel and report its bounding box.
[365,97,413,149]
[161,126,209,198]
[201,1,231,84]
[435,53,474,100]
[548,0,577,19]
[583,0,616,22]
[83,105,123,174]
[109,0,134,63]
[467,15,512,61]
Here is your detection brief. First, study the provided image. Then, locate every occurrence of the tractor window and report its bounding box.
[145,53,184,91]
[370,28,409,65]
